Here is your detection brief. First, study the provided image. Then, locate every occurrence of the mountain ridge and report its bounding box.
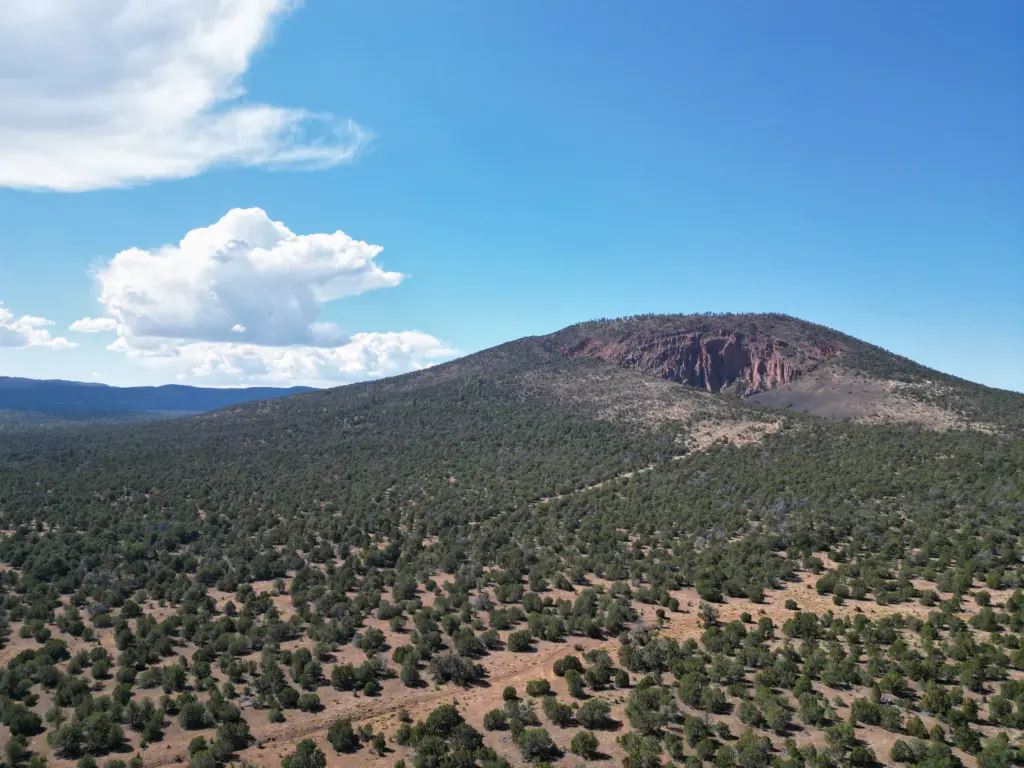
[540,312,1023,431]
[221,312,1018,433]
[0,376,313,415]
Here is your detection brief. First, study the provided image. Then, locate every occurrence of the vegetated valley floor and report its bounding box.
[0,314,1023,768]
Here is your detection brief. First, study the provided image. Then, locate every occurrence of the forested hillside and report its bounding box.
[0,314,1021,768]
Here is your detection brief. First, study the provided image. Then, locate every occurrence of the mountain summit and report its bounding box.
[540,313,1020,430]
[552,313,844,396]
[189,312,1020,440]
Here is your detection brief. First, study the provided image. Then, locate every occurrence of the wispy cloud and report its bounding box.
[0,0,369,191]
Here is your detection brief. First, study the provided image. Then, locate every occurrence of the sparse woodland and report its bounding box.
[0,316,1022,768]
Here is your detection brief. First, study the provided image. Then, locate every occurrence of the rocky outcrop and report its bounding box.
[561,327,842,396]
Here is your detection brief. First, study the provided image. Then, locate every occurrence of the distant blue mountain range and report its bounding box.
[0,376,313,414]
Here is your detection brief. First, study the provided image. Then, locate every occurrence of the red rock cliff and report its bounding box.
[561,328,841,395]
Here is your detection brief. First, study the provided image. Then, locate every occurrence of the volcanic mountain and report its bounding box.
[0,313,1021,768]
[1,313,1019,530]
[541,313,1021,431]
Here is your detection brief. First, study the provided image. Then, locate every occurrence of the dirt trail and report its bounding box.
[12,553,997,768]
[536,419,779,505]
[145,632,617,768]
[222,567,941,768]
[536,459,678,504]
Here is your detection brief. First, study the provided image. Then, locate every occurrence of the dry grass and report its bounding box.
[684,419,782,452]
[5,555,1010,768]
[523,364,725,431]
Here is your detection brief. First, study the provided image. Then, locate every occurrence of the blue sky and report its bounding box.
[1,1,1021,390]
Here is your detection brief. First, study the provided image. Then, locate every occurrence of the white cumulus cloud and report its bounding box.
[77,208,455,384]
[0,302,76,349]
[110,331,454,384]
[0,0,369,191]
[70,317,118,333]
[87,207,403,346]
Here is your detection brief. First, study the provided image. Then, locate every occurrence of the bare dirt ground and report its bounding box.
[231,566,999,768]
[8,554,1011,768]
[524,364,726,432]
[749,365,988,431]
[683,419,782,452]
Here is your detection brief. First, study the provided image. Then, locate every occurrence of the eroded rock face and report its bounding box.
[561,328,842,395]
